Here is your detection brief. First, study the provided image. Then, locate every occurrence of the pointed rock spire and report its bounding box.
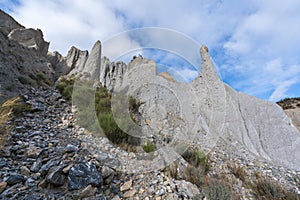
[200,45,220,81]
[83,40,101,81]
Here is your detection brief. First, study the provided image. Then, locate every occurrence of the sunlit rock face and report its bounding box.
[64,40,300,170]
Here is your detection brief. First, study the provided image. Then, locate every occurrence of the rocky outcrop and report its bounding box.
[8,28,49,56]
[107,44,300,171]
[63,41,126,91]
[0,9,24,36]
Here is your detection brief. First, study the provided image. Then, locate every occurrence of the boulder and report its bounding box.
[68,162,102,190]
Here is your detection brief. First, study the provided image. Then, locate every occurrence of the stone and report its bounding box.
[68,162,103,190]
[25,146,42,158]
[76,185,97,199]
[62,164,74,174]
[101,166,114,178]
[64,144,78,153]
[39,158,60,176]
[0,182,7,194]
[20,166,31,176]
[123,189,137,198]
[38,179,48,188]
[5,174,25,185]
[120,180,132,191]
[15,126,26,133]
[0,10,24,35]
[47,166,66,186]
[30,157,43,173]
[175,180,200,199]
[25,178,36,188]
[31,102,46,112]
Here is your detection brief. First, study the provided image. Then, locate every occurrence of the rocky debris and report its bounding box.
[8,28,49,56]
[0,87,299,199]
[0,88,118,199]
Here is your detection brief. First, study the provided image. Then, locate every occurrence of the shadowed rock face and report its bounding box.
[0,9,24,35]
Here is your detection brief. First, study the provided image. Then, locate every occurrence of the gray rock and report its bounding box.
[25,178,36,188]
[31,102,46,112]
[5,174,25,185]
[30,157,43,173]
[175,180,200,198]
[66,46,89,74]
[0,10,24,36]
[82,40,101,81]
[64,144,78,153]
[39,159,60,176]
[68,162,102,190]
[47,166,66,186]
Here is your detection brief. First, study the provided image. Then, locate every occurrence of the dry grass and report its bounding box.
[0,97,31,148]
[228,162,247,182]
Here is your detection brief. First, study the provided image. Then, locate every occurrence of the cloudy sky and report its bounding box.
[1,0,300,101]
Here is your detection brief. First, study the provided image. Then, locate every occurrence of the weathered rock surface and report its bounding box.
[8,28,49,56]
[0,9,24,36]
[0,10,55,102]
[285,109,300,131]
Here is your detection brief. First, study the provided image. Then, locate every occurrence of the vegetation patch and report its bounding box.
[277,97,300,110]
[251,177,299,200]
[228,162,246,182]
[18,75,35,85]
[0,97,31,148]
[56,77,141,150]
[142,141,156,153]
[34,72,52,86]
[206,178,234,200]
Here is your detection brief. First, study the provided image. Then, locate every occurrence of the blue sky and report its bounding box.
[1,0,300,101]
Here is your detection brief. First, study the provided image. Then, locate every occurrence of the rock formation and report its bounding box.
[64,39,300,170]
[8,28,49,56]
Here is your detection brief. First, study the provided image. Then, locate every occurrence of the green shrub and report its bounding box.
[56,77,75,101]
[35,73,52,86]
[206,179,233,200]
[182,147,209,172]
[142,142,156,153]
[56,77,141,148]
[5,83,16,91]
[98,113,129,144]
[18,75,34,85]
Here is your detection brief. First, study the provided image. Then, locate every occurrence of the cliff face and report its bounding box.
[63,40,300,170]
